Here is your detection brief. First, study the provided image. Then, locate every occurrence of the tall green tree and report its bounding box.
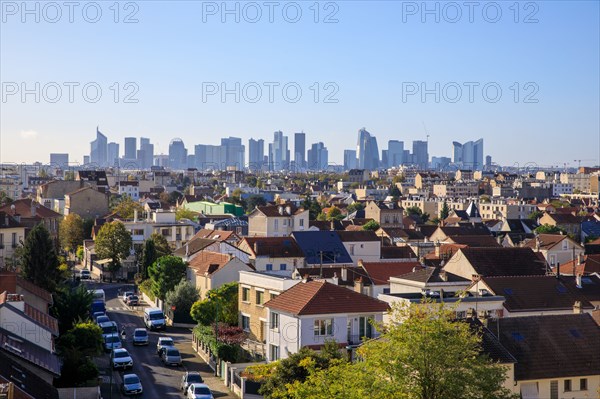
[165,279,200,316]
[190,282,238,326]
[440,200,450,220]
[20,223,60,291]
[362,220,380,231]
[51,285,94,334]
[55,321,103,387]
[59,213,84,253]
[148,255,187,300]
[139,239,157,280]
[286,302,517,399]
[110,194,144,219]
[150,232,172,257]
[95,221,132,274]
[302,196,322,220]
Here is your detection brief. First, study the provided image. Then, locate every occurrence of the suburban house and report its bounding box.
[487,314,600,398]
[522,233,584,269]
[0,198,62,240]
[238,271,301,355]
[376,227,425,247]
[428,224,491,243]
[117,180,140,200]
[336,231,381,264]
[554,254,600,276]
[364,201,404,228]
[359,260,423,296]
[191,229,241,244]
[187,251,253,299]
[291,231,353,268]
[237,237,304,272]
[538,213,583,240]
[175,237,249,264]
[64,186,109,219]
[116,210,196,250]
[0,212,27,270]
[0,350,59,399]
[247,204,309,237]
[264,279,390,361]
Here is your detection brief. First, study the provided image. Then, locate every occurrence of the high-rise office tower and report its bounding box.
[168,138,187,170]
[90,127,108,166]
[452,139,484,170]
[485,155,492,169]
[452,141,463,164]
[124,137,137,160]
[356,128,380,170]
[137,137,154,169]
[220,137,245,169]
[294,132,306,169]
[387,140,404,168]
[344,150,357,170]
[412,140,429,169]
[50,153,69,168]
[194,144,221,170]
[107,142,120,167]
[248,139,265,171]
[307,142,328,171]
[269,131,290,171]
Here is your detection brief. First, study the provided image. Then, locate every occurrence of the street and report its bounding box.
[87,282,235,398]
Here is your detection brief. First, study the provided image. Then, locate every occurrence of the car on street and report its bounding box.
[161,347,182,367]
[79,269,91,280]
[93,312,106,322]
[121,373,143,396]
[104,333,122,353]
[144,307,166,330]
[95,315,110,325]
[156,336,175,356]
[132,328,148,345]
[122,291,134,302]
[126,295,139,306]
[100,321,119,339]
[185,383,214,399]
[112,348,134,370]
[180,372,204,392]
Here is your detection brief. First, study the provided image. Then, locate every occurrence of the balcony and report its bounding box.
[347,333,374,346]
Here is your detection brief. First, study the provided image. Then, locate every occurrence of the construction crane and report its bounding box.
[574,159,596,169]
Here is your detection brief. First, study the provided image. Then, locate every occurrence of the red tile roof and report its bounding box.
[265,280,389,315]
[0,199,61,219]
[361,261,422,285]
[192,228,238,242]
[24,303,59,336]
[455,247,548,277]
[187,251,232,275]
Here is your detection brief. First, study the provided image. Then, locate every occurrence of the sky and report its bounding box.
[1,0,599,168]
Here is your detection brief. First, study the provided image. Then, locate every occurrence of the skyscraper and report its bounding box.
[248,138,265,171]
[452,141,463,164]
[452,139,484,170]
[269,131,290,171]
[412,140,429,169]
[356,128,379,170]
[307,142,328,171]
[90,127,107,166]
[137,137,154,169]
[344,150,357,170]
[124,137,137,160]
[294,132,306,170]
[107,142,120,167]
[220,137,245,169]
[387,140,404,168]
[50,153,69,168]
[194,144,221,170]
[168,138,187,170]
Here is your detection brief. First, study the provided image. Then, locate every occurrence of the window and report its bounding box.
[282,219,287,226]
[279,264,286,271]
[11,233,16,247]
[242,287,250,303]
[313,319,334,337]
[456,311,467,319]
[562,240,568,250]
[348,244,355,255]
[580,378,587,391]
[274,220,279,231]
[564,379,571,392]
[0,233,4,248]
[270,312,279,330]
[299,219,304,227]
[266,263,273,271]
[241,315,250,331]
[270,293,278,300]
[359,316,374,339]
[256,291,264,306]
[270,344,279,361]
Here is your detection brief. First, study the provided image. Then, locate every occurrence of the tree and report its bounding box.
[55,320,103,387]
[139,239,157,280]
[246,194,267,213]
[302,196,322,220]
[362,220,380,231]
[326,206,344,221]
[0,190,13,206]
[148,255,187,300]
[286,302,517,399]
[150,232,172,257]
[19,224,60,291]
[95,221,132,274]
[59,213,84,253]
[165,279,200,316]
[346,202,364,214]
[110,194,144,219]
[175,207,197,221]
[440,200,450,220]
[528,210,543,221]
[82,218,94,239]
[406,206,430,224]
[534,224,567,235]
[190,282,239,326]
[51,284,94,334]
[389,185,401,199]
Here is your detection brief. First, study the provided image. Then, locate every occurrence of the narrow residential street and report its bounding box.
[87,281,236,398]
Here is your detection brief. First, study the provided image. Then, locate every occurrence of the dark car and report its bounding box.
[127,295,139,306]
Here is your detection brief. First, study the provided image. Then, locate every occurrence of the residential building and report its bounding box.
[522,233,584,269]
[118,180,140,200]
[0,212,27,270]
[265,280,389,361]
[238,237,305,272]
[433,182,479,198]
[538,213,583,239]
[478,200,537,220]
[187,251,253,299]
[365,200,404,227]
[64,186,109,219]
[119,210,196,250]
[336,230,381,264]
[292,231,353,267]
[0,198,62,240]
[248,204,309,237]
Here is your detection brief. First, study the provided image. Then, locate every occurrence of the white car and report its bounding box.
[112,348,133,370]
[122,291,134,302]
[79,269,91,280]
[186,383,214,399]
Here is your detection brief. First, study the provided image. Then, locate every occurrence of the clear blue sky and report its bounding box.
[1,0,599,167]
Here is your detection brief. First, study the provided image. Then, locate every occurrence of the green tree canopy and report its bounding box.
[19,223,60,291]
[190,282,239,326]
[55,320,103,387]
[286,302,517,399]
[246,194,267,213]
[302,196,322,220]
[110,194,144,219]
[165,279,200,316]
[346,202,364,214]
[95,221,132,274]
[534,224,567,235]
[440,200,450,220]
[362,220,380,231]
[51,285,94,335]
[175,207,198,221]
[150,232,172,257]
[326,206,344,221]
[59,213,84,253]
[148,255,187,300]
[528,210,544,221]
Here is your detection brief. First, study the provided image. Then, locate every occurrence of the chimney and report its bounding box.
[332,271,339,286]
[573,300,583,314]
[434,241,441,258]
[278,206,284,215]
[302,274,312,283]
[4,214,8,226]
[134,209,138,222]
[354,277,364,294]
[341,267,348,281]
[30,202,36,217]
[254,242,258,254]
[577,253,584,265]
[576,274,582,289]
[285,205,292,215]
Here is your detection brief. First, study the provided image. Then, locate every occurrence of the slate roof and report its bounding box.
[545,213,583,225]
[265,280,389,315]
[380,228,425,241]
[447,235,501,247]
[254,204,305,217]
[295,266,370,287]
[380,246,417,259]
[436,225,490,238]
[292,231,352,265]
[0,328,61,376]
[0,350,59,399]
[0,211,22,228]
[522,233,574,251]
[487,314,600,381]
[192,228,238,242]
[173,238,217,257]
[582,220,600,237]
[336,230,380,242]
[467,318,517,364]
[242,237,304,258]
[454,247,548,277]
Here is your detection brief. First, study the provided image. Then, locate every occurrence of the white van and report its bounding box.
[144,307,166,330]
[89,289,106,303]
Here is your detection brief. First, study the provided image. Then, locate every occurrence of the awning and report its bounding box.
[520,382,539,399]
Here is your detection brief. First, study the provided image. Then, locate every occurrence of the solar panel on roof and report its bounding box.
[581,277,594,285]
[569,329,582,338]
[511,332,524,342]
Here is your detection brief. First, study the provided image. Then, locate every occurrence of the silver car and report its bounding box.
[156,336,175,356]
[132,328,148,346]
[104,333,122,353]
[121,373,143,396]
[112,348,133,370]
[161,347,182,366]
[186,383,214,399]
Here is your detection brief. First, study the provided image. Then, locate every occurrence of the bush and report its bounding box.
[138,279,155,301]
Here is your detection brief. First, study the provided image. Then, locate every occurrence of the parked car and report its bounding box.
[95,315,110,325]
[79,269,91,280]
[185,383,214,399]
[121,373,143,396]
[156,337,175,356]
[161,347,182,367]
[132,328,148,346]
[121,291,134,302]
[100,321,119,339]
[93,312,106,322]
[126,295,139,306]
[181,372,204,392]
[112,348,133,370]
[104,333,122,353]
